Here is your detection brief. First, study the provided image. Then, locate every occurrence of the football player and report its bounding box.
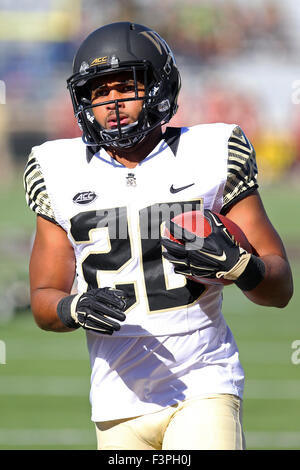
[24,22,293,450]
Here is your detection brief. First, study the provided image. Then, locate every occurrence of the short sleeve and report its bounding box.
[23,151,59,225]
[221,126,258,214]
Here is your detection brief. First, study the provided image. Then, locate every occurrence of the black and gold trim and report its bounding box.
[222,126,258,214]
[23,153,58,225]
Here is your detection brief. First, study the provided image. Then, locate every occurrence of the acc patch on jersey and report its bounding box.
[73,191,98,205]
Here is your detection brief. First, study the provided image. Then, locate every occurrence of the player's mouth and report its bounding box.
[107,114,130,129]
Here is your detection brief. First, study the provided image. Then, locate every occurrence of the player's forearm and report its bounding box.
[31,288,76,332]
[242,254,293,308]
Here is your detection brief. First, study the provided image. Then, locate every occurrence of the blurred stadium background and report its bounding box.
[0,0,300,450]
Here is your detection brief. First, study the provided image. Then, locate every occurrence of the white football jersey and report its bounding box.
[24,123,258,421]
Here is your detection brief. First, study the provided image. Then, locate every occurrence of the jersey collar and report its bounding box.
[85,127,182,163]
[86,144,100,163]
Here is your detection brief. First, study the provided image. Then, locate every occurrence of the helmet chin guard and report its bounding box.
[100,121,143,148]
[67,22,181,149]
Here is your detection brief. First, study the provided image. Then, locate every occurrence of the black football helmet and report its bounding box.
[67,22,181,148]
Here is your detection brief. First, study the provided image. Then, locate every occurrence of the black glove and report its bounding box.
[161,209,265,291]
[57,287,127,335]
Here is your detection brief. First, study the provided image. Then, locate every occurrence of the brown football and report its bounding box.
[164,210,253,286]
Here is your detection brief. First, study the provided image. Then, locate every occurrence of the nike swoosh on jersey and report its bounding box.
[170,183,195,193]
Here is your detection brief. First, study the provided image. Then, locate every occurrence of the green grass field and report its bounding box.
[0,174,299,450]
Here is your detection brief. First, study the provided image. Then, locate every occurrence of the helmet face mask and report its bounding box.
[67,22,181,148]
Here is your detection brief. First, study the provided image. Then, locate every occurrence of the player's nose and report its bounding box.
[106,89,124,109]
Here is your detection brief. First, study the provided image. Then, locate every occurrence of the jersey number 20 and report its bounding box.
[70,200,205,314]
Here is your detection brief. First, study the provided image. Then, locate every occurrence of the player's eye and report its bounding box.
[91,82,144,101]
[121,84,135,93]
[92,87,109,99]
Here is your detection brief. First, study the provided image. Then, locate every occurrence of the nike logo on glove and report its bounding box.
[170,183,195,193]
[209,212,223,227]
[202,251,227,262]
